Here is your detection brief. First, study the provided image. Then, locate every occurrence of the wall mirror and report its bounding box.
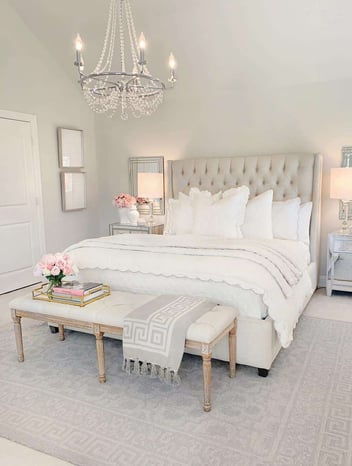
[129,156,165,215]
[61,172,86,211]
[58,128,84,168]
[340,146,352,221]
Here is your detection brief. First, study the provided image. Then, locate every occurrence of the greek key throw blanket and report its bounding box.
[122,295,215,384]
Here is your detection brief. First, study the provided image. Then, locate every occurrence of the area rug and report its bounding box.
[0,316,351,466]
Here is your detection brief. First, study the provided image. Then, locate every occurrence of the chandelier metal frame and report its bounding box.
[74,0,176,120]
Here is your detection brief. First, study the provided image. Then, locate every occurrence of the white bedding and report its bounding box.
[66,234,313,348]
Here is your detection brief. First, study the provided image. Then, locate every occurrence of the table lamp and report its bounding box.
[330,167,352,231]
[137,172,164,224]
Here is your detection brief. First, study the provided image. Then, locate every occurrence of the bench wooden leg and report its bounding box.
[94,328,106,383]
[229,319,237,378]
[11,310,24,362]
[58,324,65,341]
[201,346,212,412]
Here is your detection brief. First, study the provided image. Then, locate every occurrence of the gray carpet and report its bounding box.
[0,316,351,466]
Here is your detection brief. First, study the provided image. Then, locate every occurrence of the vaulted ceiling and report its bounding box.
[9,0,352,95]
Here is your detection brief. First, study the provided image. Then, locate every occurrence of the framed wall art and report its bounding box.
[60,172,86,211]
[58,128,84,168]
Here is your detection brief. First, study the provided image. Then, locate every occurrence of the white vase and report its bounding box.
[128,205,140,225]
[118,207,131,224]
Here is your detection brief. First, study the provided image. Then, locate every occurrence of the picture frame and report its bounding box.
[60,172,86,211]
[58,128,84,168]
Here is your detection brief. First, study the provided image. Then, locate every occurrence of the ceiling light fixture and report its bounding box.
[74,0,177,120]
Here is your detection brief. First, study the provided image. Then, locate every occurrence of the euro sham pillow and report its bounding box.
[272,197,301,240]
[164,188,219,235]
[192,186,250,238]
[241,190,273,239]
[298,202,312,245]
[164,197,193,235]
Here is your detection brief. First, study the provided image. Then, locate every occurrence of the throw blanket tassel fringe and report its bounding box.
[123,358,181,386]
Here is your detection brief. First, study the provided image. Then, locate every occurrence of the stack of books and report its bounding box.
[51,281,107,304]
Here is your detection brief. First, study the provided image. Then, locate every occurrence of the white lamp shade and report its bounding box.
[137,172,163,198]
[330,167,352,200]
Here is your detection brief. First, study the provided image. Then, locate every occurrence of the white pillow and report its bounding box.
[164,198,193,235]
[298,202,312,245]
[165,188,222,235]
[272,198,301,240]
[192,186,250,238]
[241,190,273,239]
[179,187,222,204]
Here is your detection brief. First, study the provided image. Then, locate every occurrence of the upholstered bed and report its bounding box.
[66,153,322,375]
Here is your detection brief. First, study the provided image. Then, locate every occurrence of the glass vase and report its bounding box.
[46,278,63,297]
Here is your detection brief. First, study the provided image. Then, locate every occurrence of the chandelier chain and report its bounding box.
[94,0,115,73]
[119,0,126,73]
[125,0,140,69]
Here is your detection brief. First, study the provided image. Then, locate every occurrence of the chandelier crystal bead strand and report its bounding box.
[74,0,177,120]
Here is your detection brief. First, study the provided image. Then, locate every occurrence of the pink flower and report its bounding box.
[51,266,60,276]
[112,193,136,208]
[63,265,73,275]
[33,252,78,279]
[136,197,149,205]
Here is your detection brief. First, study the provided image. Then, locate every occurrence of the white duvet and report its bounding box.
[66,234,313,348]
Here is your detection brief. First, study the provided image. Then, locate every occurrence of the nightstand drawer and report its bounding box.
[333,239,352,253]
[109,222,164,235]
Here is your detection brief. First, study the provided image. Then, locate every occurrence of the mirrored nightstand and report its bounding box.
[109,222,164,235]
[326,230,352,296]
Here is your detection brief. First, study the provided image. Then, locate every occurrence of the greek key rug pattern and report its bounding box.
[0,316,351,466]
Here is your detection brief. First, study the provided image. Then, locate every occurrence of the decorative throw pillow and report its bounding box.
[272,197,301,240]
[164,197,193,235]
[192,186,250,238]
[241,190,274,239]
[298,202,312,245]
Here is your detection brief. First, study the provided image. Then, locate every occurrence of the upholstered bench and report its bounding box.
[9,291,238,412]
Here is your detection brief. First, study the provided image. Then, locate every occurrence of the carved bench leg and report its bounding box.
[11,310,24,362]
[94,326,106,383]
[229,319,237,378]
[201,345,212,412]
[58,324,65,341]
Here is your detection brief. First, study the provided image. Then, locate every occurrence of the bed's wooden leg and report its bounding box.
[58,324,65,341]
[94,325,106,383]
[229,320,237,378]
[201,345,212,412]
[11,310,24,362]
[258,368,269,377]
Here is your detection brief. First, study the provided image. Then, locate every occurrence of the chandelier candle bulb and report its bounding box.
[168,52,177,83]
[138,32,146,66]
[75,33,83,51]
[168,52,176,69]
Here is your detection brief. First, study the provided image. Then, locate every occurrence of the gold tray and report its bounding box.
[32,284,111,307]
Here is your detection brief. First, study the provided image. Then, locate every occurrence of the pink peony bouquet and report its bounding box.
[34,253,78,293]
[112,193,136,208]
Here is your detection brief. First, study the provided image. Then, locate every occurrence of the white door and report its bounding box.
[0,111,45,294]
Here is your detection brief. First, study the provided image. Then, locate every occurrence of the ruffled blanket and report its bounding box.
[66,234,312,347]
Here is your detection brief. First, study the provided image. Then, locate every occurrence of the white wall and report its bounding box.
[95,1,352,281]
[4,0,352,282]
[0,1,100,253]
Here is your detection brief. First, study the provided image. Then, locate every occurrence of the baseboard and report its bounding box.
[318,275,326,288]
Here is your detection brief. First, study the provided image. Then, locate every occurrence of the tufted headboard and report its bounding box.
[169,153,322,286]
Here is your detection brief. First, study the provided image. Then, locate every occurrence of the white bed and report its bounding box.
[66,153,322,375]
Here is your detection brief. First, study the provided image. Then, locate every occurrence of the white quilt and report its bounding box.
[65,234,313,348]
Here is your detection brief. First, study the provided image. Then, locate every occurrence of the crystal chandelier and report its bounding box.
[74,0,177,120]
